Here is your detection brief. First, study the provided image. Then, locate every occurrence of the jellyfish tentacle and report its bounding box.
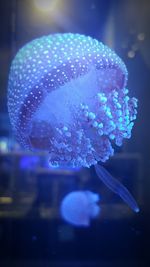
[95,164,139,213]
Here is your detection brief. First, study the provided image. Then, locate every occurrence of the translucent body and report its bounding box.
[60,191,100,227]
[95,165,139,212]
[7,33,139,212]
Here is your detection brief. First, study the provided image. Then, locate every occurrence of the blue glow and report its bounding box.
[19,155,39,170]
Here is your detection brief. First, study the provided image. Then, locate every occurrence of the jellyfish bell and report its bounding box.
[7,33,139,212]
[60,191,100,227]
[7,33,131,167]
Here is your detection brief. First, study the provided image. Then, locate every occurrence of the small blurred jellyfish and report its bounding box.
[7,33,139,213]
[60,191,100,227]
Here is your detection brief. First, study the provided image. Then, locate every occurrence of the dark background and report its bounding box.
[0,0,150,266]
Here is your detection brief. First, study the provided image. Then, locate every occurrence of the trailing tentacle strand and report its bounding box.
[95,164,139,213]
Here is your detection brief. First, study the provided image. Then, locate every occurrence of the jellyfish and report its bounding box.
[60,191,100,227]
[7,33,139,213]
